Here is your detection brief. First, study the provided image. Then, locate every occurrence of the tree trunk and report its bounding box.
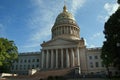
[106,66,111,80]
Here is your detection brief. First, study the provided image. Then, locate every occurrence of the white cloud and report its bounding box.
[89,44,96,48]
[97,15,108,22]
[71,0,86,15]
[91,32,103,40]
[84,39,96,48]
[98,2,119,23]
[93,32,102,38]
[104,3,119,15]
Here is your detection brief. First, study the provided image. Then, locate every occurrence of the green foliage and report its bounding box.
[0,38,18,72]
[101,1,120,70]
[101,42,112,67]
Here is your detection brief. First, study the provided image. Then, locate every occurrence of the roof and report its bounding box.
[53,5,78,28]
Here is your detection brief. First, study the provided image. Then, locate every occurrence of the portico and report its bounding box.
[41,47,81,69]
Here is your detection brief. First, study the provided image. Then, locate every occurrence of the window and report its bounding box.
[28,65,30,69]
[28,59,31,63]
[90,62,93,68]
[95,56,98,59]
[16,65,18,70]
[32,65,34,69]
[36,64,39,68]
[89,56,92,60]
[95,62,99,67]
[20,65,22,70]
[20,60,22,63]
[101,62,104,67]
[24,65,26,70]
[37,59,39,62]
[24,59,27,63]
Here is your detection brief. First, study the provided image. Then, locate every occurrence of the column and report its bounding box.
[70,26,72,34]
[67,26,68,34]
[61,49,63,68]
[41,50,44,68]
[59,27,61,35]
[51,49,54,69]
[55,49,58,68]
[76,47,80,66]
[57,28,58,35]
[61,27,62,35]
[64,26,65,34]
[66,48,70,68]
[71,48,75,67]
[46,50,49,68]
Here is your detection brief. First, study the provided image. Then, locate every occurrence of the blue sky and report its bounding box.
[0,0,119,52]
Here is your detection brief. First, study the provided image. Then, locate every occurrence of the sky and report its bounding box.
[0,0,119,53]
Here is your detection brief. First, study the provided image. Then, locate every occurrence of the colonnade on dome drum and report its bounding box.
[52,25,80,40]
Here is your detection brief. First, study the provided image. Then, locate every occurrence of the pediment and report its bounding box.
[42,38,78,46]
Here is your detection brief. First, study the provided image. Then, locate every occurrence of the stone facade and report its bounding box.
[11,52,41,75]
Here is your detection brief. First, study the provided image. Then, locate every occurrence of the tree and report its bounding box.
[101,0,120,75]
[0,38,18,73]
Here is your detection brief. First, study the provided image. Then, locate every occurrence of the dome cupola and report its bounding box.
[51,5,80,40]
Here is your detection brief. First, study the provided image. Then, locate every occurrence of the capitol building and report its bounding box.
[10,5,117,77]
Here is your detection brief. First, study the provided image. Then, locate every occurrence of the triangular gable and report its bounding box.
[42,38,78,46]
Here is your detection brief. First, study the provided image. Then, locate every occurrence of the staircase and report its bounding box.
[31,68,74,79]
[4,68,75,80]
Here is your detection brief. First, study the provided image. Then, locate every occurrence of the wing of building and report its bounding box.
[10,5,118,78]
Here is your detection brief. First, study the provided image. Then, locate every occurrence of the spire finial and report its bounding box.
[63,0,67,12]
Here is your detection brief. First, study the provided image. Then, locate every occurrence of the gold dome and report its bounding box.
[54,5,76,26]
